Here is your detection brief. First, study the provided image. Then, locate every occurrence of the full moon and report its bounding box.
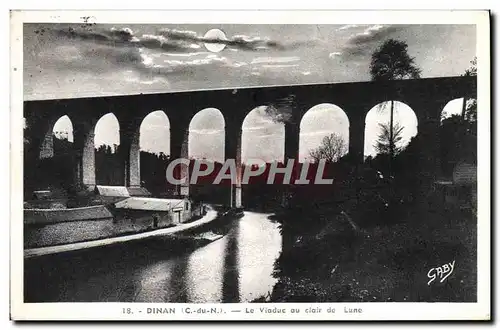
[203,29,227,53]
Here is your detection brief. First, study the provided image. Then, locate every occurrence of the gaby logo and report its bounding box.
[427,260,456,285]
[165,158,335,185]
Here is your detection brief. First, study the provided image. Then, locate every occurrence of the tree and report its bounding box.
[463,56,477,77]
[23,119,31,145]
[370,39,422,81]
[370,39,421,173]
[374,121,405,156]
[439,115,476,177]
[437,57,477,178]
[264,94,296,124]
[309,134,347,163]
[461,57,477,122]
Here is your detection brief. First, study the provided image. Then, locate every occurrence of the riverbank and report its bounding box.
[267,206,477,302]
[24,208,220,258]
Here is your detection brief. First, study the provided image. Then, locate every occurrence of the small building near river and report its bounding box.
[111,197,205,227]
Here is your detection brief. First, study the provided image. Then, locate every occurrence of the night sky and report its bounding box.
[24,23,476,160]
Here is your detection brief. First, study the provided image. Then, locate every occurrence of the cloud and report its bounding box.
[162,52,208,57]
[54,26,203,54]
[149,54,249,75]
[329,52,342,58]
[232,61,248,68]
[138,34,201,52]
[48,25,314,82]
[68,46,175,85]
[159,28,316,52]
[125,75,169,86]
[348,25,399,46]
[160,28,199,41]
[72,42,247,81]
[163,55,226,67]
[30,25,328,95]
[342,47,368,58]
[340,25,401,59]
[251,56,300,64]
[337,24,360,31]
[261,64,300,69]
[109,27,136,42]
[81,46,144,67]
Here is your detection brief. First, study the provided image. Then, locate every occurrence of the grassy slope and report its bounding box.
[270,207,477,302]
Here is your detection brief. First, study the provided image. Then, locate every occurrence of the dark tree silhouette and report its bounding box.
[370,39,422,81]
[439,114,476,177]
[370,39,421,173]
[461,57,477,122]
[374,122,405,156]
[463,57,477,77]
[309,133,347,163]
[264,94,296,124]
[436,57,477,178]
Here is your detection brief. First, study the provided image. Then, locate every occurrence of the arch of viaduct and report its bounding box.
[24,76,476,207]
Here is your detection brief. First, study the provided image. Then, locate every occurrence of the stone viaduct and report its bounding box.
[24,76,477,207]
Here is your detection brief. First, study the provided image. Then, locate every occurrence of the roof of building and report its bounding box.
[127,187,152,197]
[95,185,153,197]
[114,197,186,211]
[95,185,130,197]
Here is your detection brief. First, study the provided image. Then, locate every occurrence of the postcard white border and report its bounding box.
[9,10,491,321]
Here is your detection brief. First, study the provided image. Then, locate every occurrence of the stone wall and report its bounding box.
[24,205,113,225]
[23,202,207,249]
[24,213,174,249]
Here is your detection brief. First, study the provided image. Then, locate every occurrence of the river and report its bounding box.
[24,211,282,303]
